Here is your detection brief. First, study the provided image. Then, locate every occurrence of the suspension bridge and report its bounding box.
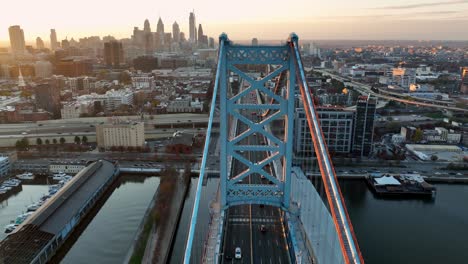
[183,33,364,264]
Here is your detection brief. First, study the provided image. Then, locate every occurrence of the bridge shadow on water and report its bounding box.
[48,173,158,263]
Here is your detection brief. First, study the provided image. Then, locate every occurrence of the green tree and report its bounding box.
[74,136,81,144]
[82,136,88,144]
[119,71,132,85]
[53,138,58,144]
[431,155,438,161]
[411,128,423,142]
[60,137,66,144]
[45,139,50,145]
[97,69,109,80]
[36,138,42,145]
[20,90,32,98]
[15,138,30,150]
[0,90,12,96]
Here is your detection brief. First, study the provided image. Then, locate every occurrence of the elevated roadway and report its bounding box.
[315,69,468,112]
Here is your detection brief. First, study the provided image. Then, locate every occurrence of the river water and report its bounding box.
[340,180,468,264]
[1,177,467,263]
[0,184,49,241]
[61,175,160,264]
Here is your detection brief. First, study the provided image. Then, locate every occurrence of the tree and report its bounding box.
[20,90,32,98]
[45,139,50,145]
[431,155,438,161]
[60,137,66,144]
[53,138,58,144]
[82,136,88,144]
[15,138,30,150]
[36,138,42,145]
[119,71,132,85]
[411,128,423,142]
[74,136,81,144]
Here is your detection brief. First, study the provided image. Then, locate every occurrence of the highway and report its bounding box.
[221,88,290,263]
[315,69,468,112]
[0,113,214,135]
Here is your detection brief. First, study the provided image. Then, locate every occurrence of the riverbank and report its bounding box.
[128,167,190,264]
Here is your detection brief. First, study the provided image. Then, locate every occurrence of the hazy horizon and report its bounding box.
[2,0,468,45]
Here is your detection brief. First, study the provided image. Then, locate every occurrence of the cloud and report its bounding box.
[373,0,468,10]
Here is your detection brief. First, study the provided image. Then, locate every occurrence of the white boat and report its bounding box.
[4,223,18,233]
[52,172,71,181]
[14,212,33,225]
[0,186,12,191]
[16,172,35,180]
[2,179,21,187]
[27,201,43,212]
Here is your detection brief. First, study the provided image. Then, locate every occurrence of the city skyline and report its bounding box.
[1,0,468,45]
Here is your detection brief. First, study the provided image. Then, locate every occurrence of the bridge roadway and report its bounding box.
[221,92,290,263]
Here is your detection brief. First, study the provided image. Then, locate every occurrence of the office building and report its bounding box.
[295,107,354,156]
[294,107,355,172]
[35,82,61,118]
[36,37,45,49]
[209,37,215,48]
[198,24,204,44]
[252,38,258,46]
[461,67,468,94]
[0,156,10,177]
[172,21,180,43]
[353,96,376,157]
[8,25,26,54]
[96,122,145,149]
[60,101,91,119]
[34,61,53,78]
[144,19,151,32]
[50,29,59,50]
[56,58,93,77]
[189,11,196,43]
[104,41,124,67]
[157,17,165,45]
[392,68,416,89]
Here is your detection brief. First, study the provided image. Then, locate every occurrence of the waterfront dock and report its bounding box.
[0,160,119,264]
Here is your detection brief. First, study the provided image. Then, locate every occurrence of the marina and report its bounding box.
[0,160,119,263]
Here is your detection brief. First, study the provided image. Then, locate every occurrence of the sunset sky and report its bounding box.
[1,0,468,44]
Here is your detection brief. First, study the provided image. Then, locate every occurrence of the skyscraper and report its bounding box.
[172,21,180,43]
[157,18,164,36]
[36,37,45,49]
[353,95,376,158]
[189,11,196,43]
[157,17,165,47]
[198,24,204,44]
[104,41,124,67]
[252,38,259,46]
[8,25,26,54]
[143,19,151,32]
[50,29,59,50]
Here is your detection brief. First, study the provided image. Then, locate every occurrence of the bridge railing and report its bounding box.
[183,34,226,264]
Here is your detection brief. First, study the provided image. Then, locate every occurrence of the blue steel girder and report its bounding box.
[226,46,290,65]
[220,36,295,210]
